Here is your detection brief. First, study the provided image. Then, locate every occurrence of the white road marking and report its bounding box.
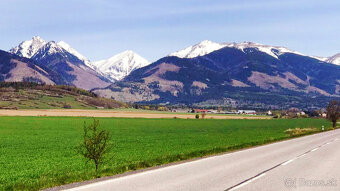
[281,159,295,166]
[229,173,266,191]
[251,173,266,181]
[299,153,308,157]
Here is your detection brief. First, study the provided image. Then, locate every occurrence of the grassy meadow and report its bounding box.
[0,83,126,110]
[0,116,332,190]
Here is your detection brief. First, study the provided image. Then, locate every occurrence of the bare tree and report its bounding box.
[326,100,340,128]
[76,119,112,174]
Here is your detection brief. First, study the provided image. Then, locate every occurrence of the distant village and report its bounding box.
[129,103,329,118]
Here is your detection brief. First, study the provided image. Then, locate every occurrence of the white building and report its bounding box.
[237,110,256,115]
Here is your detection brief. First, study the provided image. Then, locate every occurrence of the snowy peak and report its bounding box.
[169,40,303,59]
[31,41,70,60]
[10,36,91,67]
[169,40,226,58]
[224,42,303,59]
[312,53,340,65]
[92,50,150,82]
[327,53,340,66]
[9,36,47,58]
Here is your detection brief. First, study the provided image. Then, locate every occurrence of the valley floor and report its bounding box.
[0,109,270,119]
[0,117,333,190]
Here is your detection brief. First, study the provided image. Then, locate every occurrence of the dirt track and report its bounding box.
[0,109,271,119]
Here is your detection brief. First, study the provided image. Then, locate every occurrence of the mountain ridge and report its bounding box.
[4,38,340,109]
[169,40,339,65]
[9,36,151,83]
[94,42,340,109]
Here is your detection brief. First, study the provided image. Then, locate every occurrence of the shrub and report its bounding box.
[63,104,72,109]
[75,119,112,174]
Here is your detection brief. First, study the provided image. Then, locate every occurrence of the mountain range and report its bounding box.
[93,40,340,109]
[8,36,149,87]
[1,38,340,109]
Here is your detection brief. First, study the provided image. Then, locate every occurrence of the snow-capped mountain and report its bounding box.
[170,40,303,60]
[96,40,340,109]
[9,36,110,90]
[91,50,149,82]
[224,42,304,59]
[9,36,151,85]
[10,36,92,66]
[10,36,47,58]
[170,40,340,67]
[169,40,226,58]
[326,53,340,66]
[31,41,110,90]
[57,41,92,67]
[32,41,69,59]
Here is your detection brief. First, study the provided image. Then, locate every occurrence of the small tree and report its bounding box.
[76,119,112,174]
[326,100,340,128]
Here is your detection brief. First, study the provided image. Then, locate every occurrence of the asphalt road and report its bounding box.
[65,129,340,191]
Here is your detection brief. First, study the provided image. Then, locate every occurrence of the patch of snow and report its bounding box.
[309,56,328,62]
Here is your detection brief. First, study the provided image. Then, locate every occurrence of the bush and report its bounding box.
[63,104,71,109]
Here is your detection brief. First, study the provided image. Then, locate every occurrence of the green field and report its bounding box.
[0,95,94,109]
[0,116,332,190]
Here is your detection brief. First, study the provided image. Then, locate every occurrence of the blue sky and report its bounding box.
[1,0,340,61]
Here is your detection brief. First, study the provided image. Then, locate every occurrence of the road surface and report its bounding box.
[64,129,340,191]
